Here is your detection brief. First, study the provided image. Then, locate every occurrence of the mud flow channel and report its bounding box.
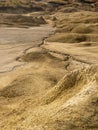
[0,25,55,73]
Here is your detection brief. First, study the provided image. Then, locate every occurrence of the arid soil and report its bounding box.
[0,1,98,130]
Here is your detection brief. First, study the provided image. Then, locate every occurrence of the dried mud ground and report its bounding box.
[0,25,55,72]
[0,11,98,130]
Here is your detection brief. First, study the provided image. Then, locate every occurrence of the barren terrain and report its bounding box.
[0,0,98,130]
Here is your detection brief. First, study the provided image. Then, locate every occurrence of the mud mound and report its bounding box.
[48,66,98,130]
[72,25,93,33]
[0,0,97,14]
[0,75,36,98]
[57,23,98,34]
[55,12,98,32]
[76,42,98,47]
[80,17,98,24]
[0,0,46,13]
[0,0,67,14]
[0,14,46,27]
[4,65,97,130]
[21,51,60,62]
[47,33,87,43]
[48,32,98,43]
[41,65,98,104]
[0,50,66,99]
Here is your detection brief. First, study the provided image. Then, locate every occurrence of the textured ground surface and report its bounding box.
[0,1,98,130]
[0,25,55,72]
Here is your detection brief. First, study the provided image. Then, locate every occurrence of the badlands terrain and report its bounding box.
[0,0,98,130]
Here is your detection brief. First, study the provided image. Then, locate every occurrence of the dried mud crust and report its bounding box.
[0,2,98,130]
